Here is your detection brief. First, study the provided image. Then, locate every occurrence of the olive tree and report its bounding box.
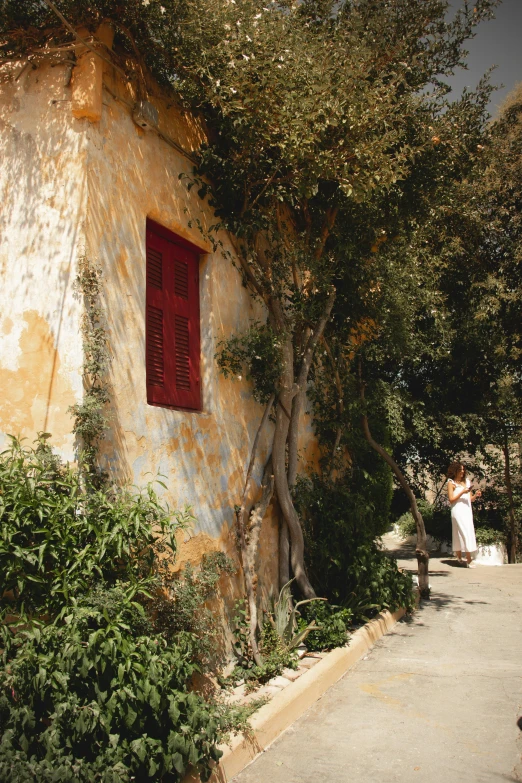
[1,0,499,624]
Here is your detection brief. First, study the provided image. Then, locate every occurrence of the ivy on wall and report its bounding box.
[68,255,110,473]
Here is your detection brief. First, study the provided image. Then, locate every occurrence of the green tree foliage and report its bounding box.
[439,84,522,559]
[216,323,283,405]
[0,1,502,609]
[179,0,498,598]
[380,84,522,560]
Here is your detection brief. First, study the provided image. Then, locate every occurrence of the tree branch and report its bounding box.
[228,234,270,306]
[246,457,275,663]
[296,287,336,389]
[502,425,518,564]
[314,207,338,261]
[40,0,129,79]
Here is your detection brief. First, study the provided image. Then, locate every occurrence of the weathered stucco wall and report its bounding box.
[0,62,85,460]
[0,57,320,604]
[85,73,279,594]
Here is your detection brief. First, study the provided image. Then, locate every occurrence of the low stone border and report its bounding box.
[184,606,406,783]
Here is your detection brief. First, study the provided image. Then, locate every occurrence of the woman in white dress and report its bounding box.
[447,462,482,567]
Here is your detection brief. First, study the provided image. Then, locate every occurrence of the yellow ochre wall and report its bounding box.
[0,61,86,461]
[0,51,318,600]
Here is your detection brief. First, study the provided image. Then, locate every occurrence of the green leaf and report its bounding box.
[125,705,137,728]
[131,737,147,762]
[172,752,185,774]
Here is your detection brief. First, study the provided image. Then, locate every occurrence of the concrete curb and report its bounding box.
[185,606,406,783]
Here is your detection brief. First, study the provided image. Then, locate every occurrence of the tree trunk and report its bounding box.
[280,388,304,588]
[279,520,291,588]
[272,334,316,598]
[359,376,429,598]
[236,395,275,665]
[246,457,275,660]
[272,292,336,595]
[287,388,305,489]
[502,429,518,564]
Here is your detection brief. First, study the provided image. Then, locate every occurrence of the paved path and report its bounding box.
[234,543,522,783]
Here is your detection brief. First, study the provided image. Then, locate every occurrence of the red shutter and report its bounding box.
[146,222,201,411]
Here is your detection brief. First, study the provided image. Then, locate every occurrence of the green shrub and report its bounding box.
[0,436,235,781]
[417,500,451,543]
[0,435,189,619]
[228,587,351,683]
[411,496,511,549]
[395,501,451,543]
[147,551,236,667]
[396,506,508,550]
[296,475,414,622]
[396,510,416,538]
[340,543,414,619]
[251,623,298,684]
[475,527,506,547]
[468,486,510,541]
[298,602,352,652]
[0,589,222,782]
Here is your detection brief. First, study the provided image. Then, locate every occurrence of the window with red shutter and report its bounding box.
[145,220,201,411]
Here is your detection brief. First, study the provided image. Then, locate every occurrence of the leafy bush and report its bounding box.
[417,500,451,543]
[147,551,236,667]
[395,501,509,551]
[395,510,416,538]
[298,602,352,652]
[469,485,512,542]
[228,584,351,684]
[296,475,414,622]
[0,436,235,781]
[0,590,222,782]
[269,580,324,654]
[475,526,506,547]
[0,435,189,618]
[249,623,298,685]
[395,501,451,543]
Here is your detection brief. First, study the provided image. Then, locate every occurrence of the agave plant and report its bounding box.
[270,580,326,652]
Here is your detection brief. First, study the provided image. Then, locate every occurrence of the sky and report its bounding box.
[446,0,522,117]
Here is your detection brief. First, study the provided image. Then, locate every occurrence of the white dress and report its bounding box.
[449,478,477,554]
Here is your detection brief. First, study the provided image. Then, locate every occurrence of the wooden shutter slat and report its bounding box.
[146,305,164,387]
[174,260,189,299]
[174,315,191,390]
[146,247,163,289]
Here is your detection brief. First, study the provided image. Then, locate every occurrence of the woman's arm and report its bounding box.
[447,481,471,503]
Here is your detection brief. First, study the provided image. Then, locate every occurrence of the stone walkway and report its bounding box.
[233,543,522,783]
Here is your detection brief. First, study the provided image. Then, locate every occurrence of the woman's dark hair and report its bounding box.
[447,461,466,480]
